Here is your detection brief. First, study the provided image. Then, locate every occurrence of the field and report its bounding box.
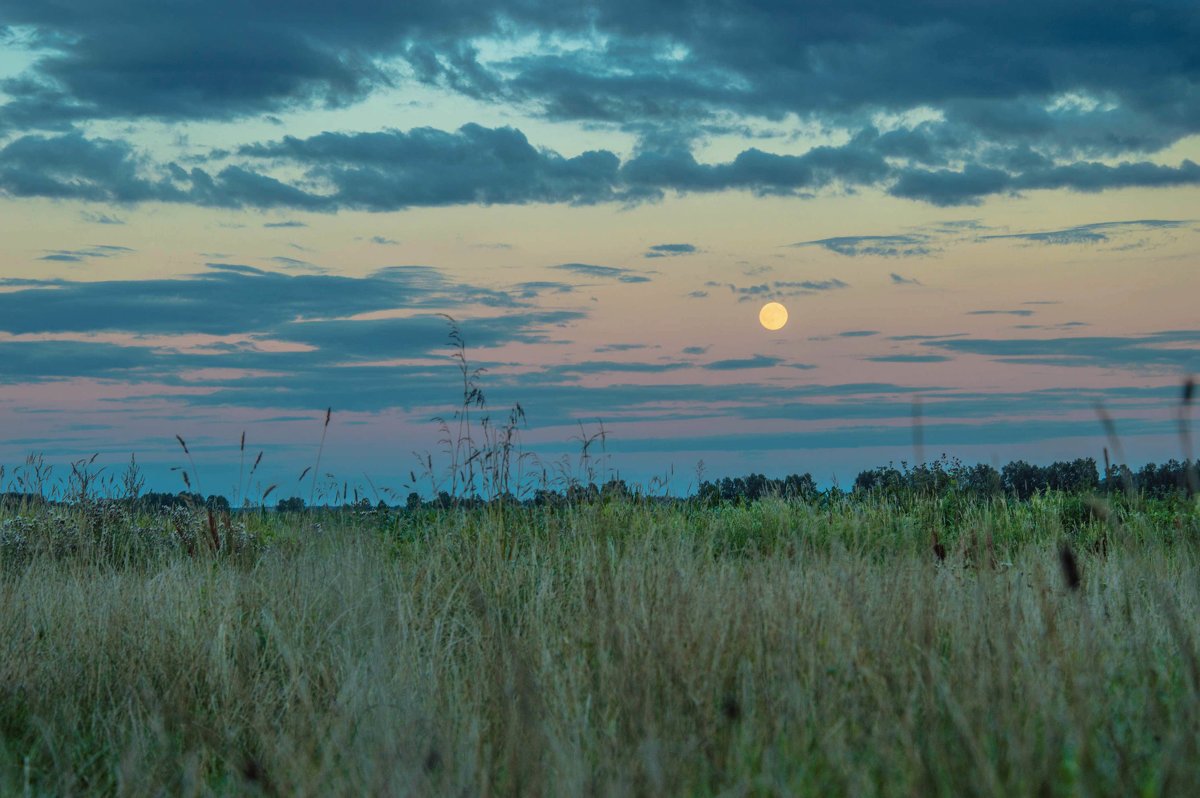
[2,489,1199,796]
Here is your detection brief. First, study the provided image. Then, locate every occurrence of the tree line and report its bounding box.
[1,456,1194,513]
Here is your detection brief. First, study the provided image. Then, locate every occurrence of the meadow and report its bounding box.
[1,482,1199,796]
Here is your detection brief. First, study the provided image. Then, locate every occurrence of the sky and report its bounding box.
[0,1,1197,500]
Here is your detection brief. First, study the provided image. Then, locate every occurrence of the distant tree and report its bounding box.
[853,465,906,495]
[276,496,305,513]
[205,494,231,511]
[1045,458,1098,493]
[780,473,818,501]
[1001,460,1046,500]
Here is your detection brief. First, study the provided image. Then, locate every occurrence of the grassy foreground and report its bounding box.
[2,495,1199,796]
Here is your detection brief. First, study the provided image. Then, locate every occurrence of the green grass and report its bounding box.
[1,495,1199,795]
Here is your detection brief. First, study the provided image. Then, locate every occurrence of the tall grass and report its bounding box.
[1,497,1198,795]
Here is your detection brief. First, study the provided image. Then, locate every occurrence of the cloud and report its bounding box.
[36,244,134,263]
[791,234,935,258]
[267,255,327,273]
[369,235,399,245]
[513,280,574,299]
[644,243,697,258]
[889,160,1200,206]
[0,127,620,212]
[978,219,1191,246]
[620,139,890,199]
[839,330,879,338]
[80,211,124,225]
[238,125,624,209]
[552,263,651,283]
[594,343,649,353]
[0,3,389,126]
[967,309,1036,317]
[703,354,784,370]
[0,132,332,209]
[263,220,307,228]
[4,125,1200,213]
[866,354,951,363]
[0,264,516,336]
[0,340,168,383]
[716,277,849,303]
[890,273,923,286]
[774,279,848,292]
[0,263,599,417]
[0,1,1195,217]
[922,330,1200,371]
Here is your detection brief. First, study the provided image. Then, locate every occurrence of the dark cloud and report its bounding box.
[0,3,394,126]
[890,273,923,286]
[0,126,598,213]
[890,160,1200,206]
[239,125,623,209]
[620,139,889,199]
[0,340,166,383]
[839,330,879,338]
[3,125,1198,212]
[263,220,307,228]
[0,1,1195,212]
[369,235,400,245]
[0,132,333,209]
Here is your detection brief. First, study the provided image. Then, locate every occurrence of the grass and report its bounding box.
[1,494,1199,795]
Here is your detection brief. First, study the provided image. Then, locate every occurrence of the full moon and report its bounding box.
[759,302,788,331]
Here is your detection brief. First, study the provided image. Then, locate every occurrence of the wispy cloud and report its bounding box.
[644,243,697,258]
[922,330,1200,370]
[789,234,934,258]
[703,354,784,370]
[866,354,951,363]
[37,245,134,263]
[715,278,849,302]
[967,309,1036,317]
[80,211,124,225]
[552,263,652,283]
[978,219,1190,246]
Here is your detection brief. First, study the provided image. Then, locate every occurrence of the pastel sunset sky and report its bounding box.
[0,1,1197,498]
